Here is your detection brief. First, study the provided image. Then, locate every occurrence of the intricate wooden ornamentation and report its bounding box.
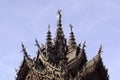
[16,10,109,80]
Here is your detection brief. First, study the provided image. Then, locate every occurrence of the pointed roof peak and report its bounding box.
[98,44,103,55]
[93,44,103,61]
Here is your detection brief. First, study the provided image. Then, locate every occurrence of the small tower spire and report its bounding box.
[68,24,76,48]
[54,10,65,44]
[54,10,67,57]
[46,25,52,52]
[55,10,64,40]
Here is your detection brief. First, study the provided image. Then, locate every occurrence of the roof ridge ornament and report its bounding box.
[35,39,40,49]
[21,43,27,56]
[98,44,102,55]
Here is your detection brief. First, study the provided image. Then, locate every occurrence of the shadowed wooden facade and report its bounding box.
[16,10,109,80]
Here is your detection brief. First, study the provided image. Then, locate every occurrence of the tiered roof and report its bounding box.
[16,10,109,80]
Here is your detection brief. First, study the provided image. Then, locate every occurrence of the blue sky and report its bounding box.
[0,0,120,80]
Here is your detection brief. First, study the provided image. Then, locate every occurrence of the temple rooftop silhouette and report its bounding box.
[16,10,109,80]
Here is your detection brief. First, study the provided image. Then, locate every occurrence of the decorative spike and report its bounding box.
[94,44,103,62]
[98,44,103,55]
[21,43,27,56]
[35,39,40,48]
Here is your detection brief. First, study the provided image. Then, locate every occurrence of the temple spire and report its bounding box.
[55,10,65,43]
[68,24,76,48]
[54,10,67,57]
[45,25,52,50]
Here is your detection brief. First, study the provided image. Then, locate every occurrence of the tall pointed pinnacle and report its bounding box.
[55,10,65,42]
[45,25,52,48]
[94,44,103,61]
[97,44,102,58]
[68,24,76,48]
[54,10,67,56]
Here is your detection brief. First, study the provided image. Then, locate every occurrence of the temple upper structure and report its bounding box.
[16,10,109,80]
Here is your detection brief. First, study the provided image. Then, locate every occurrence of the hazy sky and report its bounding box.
[0,0,120,80]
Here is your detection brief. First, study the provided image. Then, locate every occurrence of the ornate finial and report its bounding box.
[35,39,40,48]
[21,43,27,56]
[48,24,50,31]
[69,24,73,32]
[98,44,102,55]
[57,10,62,22]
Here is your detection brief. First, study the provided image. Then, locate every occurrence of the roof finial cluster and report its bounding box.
[16,10,109,80]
